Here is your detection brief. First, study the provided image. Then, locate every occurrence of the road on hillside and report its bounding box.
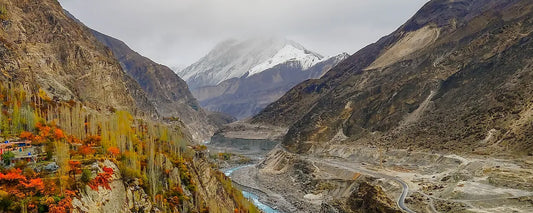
[394,177,415,213]
[305,156,416,213]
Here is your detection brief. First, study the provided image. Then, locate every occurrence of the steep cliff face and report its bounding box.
[91,30,216,142]
[0,0,156,115]
[72,160,152,213]
[72,157,248,213]
[253,0,533,155]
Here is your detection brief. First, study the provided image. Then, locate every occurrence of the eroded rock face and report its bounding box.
[347,182,401,213]
[72,157,243,213]
[0,0,156,115]
[253,0,533,155]
[321,182,401,213]
[72,160,152,213]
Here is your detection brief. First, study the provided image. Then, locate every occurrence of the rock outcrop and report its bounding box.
[72,160,152,213]
[321,182,401,213]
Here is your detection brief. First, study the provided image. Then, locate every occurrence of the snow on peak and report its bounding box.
[178,37,323,89]
[248,45,323,76]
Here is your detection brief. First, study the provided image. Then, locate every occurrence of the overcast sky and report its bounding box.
[59,0,429,69]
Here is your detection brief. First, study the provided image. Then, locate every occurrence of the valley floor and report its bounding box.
[210,135,533,213]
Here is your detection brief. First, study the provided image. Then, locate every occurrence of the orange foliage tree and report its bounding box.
[68,160,82,177]
[107,146,120,158]
[66,135,82,145]
[48,190,75,213]
[78,145,95,158]
[53,128,65,140]
[83,135,102,147]
[19,131,34,140]
[88,166,114,191]
[31,122,68,145]
[0,168,48,209]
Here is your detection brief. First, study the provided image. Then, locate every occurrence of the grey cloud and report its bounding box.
[59,0,429,68]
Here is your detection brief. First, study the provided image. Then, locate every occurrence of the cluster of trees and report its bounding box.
[215,170,260,213]
[0,82,189,211]
[0,168,72,212]
[0,81,260,212]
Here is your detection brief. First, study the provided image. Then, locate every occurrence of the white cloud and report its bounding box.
[58,0,429,68]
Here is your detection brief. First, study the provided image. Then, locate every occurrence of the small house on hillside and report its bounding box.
[0,140,42,164]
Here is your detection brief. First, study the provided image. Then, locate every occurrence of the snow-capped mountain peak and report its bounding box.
[178,37,323,89]
[248,44,323,76]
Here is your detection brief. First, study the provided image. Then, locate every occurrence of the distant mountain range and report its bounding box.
[178,38,347,119]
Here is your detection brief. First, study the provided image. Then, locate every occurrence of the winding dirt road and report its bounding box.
[305,156,416,213]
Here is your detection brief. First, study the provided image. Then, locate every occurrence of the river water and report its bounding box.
[223,165,279,213]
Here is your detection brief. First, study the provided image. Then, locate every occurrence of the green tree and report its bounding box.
[80,169,92,184]
[2,151,14,165]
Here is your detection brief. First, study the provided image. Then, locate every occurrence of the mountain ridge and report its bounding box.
[252,0,533,155]
[177,37,323,89]
[63,9,217,142]
[91,30,217,142]
[0,0,157,116]
[194,52,348,119]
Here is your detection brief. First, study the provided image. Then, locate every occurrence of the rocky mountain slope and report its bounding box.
[194,53,348,119]
[91,30,216,142]
[0,1,259,212]
[252,0,533,156]
[0,0,156,116]
[179,37,346,119]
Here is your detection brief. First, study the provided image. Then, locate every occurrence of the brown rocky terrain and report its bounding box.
[252,0,533,156]
[0,0,156,115]
[91,30,217,142]
[204,0,533,212]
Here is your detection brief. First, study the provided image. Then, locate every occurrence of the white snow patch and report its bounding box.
[248,45,322,76]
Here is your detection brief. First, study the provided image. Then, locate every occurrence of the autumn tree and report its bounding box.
[68,160,81,178]
[88,167,114,191]
[55,140,69,195]
[107,146,120,158]
[19,131,34,140]
[53,128,65,140]
[48,190,74,213]
[78,145,95,159]
[0,169,47,212]
[66,135,82,145]
[83,135,101,147]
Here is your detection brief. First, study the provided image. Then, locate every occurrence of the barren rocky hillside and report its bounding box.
[0,0,156,115]
[91,30,217,142]
[253,0,533,156]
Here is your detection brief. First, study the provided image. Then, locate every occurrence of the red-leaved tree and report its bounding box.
[88,167,114,191]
